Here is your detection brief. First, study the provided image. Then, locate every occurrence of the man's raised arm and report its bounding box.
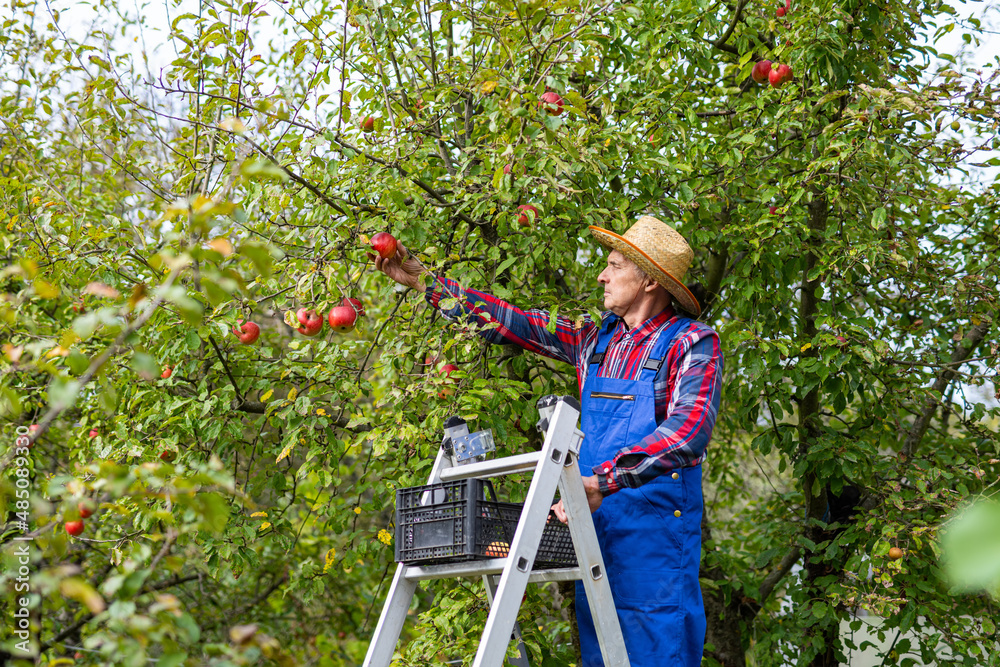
[374,244,597,367]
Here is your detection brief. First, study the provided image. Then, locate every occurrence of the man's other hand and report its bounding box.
[374,242,427,292]
[551,475,603,524]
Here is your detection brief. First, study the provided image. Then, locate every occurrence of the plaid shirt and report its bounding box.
[426,276,723,496]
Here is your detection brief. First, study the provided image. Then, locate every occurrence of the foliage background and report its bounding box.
[2,0,999,665]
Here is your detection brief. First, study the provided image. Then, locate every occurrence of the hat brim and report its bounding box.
[589,225,702,318]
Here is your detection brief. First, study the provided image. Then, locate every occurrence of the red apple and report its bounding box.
[540,91,564,116]
[88,429,99,439]
[65,520,85,536]
[233,320,261,344]
[517,204,539,227]
[74,652,83,659]
[752,60,772,84]
[72,297,86,313]
[769,64,793,88]
[776,6,786,16]
[360,116,375,133]
[78,500,96,518]
[296,308,323,337]
[161,366,172,379]
[327,305,358,333]
[342,297,365,316]
[160,450,177,463]
[438,363,459,397]
[369,232,398,259]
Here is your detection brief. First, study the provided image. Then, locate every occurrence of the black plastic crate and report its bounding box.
[395,479,577,569]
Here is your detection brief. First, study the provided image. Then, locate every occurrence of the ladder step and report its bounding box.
[402,560,581,583]
[437,452,542,481]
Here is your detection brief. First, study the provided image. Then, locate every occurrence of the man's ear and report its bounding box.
[643,279,661,294]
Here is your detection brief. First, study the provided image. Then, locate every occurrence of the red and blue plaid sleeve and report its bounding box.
[596,323,723,494]
[425,275,598,367]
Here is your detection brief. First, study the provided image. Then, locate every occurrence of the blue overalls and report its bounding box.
[575,314,706,667]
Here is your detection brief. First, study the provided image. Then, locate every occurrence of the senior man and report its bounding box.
[376,215,723,667]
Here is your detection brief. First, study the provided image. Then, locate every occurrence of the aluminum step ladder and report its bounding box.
[363,395,630,667]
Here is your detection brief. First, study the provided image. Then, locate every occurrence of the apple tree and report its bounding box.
[1,0,998,664]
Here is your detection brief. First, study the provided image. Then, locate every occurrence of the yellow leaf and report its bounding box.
[218,117,246,133]
[287,387,298,401]
[275,442,293,463]
[60,578,105,614]
[800,343,813,352]
[259,522,271,531]
[46,345,71,358]
[208,237,234,256]
[250,511,268,518]
[323,547,337,573]
[34,279,59,299]
[260,389,273,402]
[479,80,498,95]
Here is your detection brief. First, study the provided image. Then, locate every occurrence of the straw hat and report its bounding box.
[589,215,701,318]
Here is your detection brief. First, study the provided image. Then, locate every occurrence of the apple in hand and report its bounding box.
[369,232,398,259]
[752,60,772,84]
[65,520,85,536]
[78,500,96,518]
[327,304,358,333]
[161,366,172,379]
[233,320,261,344]
[296,308,324,336]
[360,116,375,133]
[769,64,793,88]
[540,91,564,116]
[517,204,539,227]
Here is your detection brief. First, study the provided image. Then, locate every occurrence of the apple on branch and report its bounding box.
[360,116,375,133]
[540,91,564,116]
[768,64,793,88]
[161,366,173,379]
[88,429,99,439]
[78,500,96,518]
[517,204,540,228]
[233,320,261,344]
[327,304,358,333]
[342,297,365,317]
[65,520,85,536]
[435,362,460,397]
[752,60,772,84]
[296,308,324,337]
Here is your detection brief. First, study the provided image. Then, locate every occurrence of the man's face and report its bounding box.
[597,250,647,315]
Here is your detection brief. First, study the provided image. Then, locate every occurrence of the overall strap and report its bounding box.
[586,315,621,369]
[641,316,692,380]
